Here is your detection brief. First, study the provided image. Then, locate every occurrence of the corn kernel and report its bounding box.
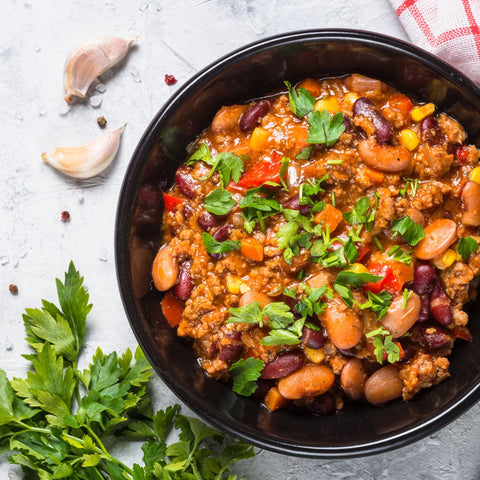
[470,167,480,185]
[433,249,457,270]
[249,127,270,151]
[315,96,341,113]
[342,92,360,109]
[411,103,436,122]
[304,347,325,364]
[399,128,420,151]
[349,263,369,274]
[226,275,250,294]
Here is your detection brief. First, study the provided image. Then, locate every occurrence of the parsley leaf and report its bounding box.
[343,195,378,231]
[201,232,241,254]
[284,80,315,117]
[261,329,302,346]
[334,270,383,307]
[356,290,393,320]
[262,302,294,329]
[387,245,413,265]
[202,152,244,188]
[226,302,264,327]
[186,141,214,166]
[403,288,413,309]
[457,236,479,261]
[391,215,425,246]
[229,358,264,396]
[366,327,401,363]
[284,284,333,320]
[204,188,236,215]
[307,109,346,147]
[239,185,282,233]
[296,145,314,160]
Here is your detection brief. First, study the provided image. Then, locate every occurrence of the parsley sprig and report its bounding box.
[239,184,282,233]
[356,290,393,320]
[342,193,379,232]
[391,215,425,246]
[284,80,315,117]
[365,326,401,364]
[307,109,346,147]
[0,263,254,478]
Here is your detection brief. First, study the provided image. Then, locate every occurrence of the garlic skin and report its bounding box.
[41,126,125,179]
[63,36,136,104]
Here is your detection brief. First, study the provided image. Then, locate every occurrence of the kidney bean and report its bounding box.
[412,264,436,295]
[212,223,233,242]
[414,219,457,260]
[305,392,336,415]
[341,358,366,400]
[261,351,304,379]
[429,278,453,325]
[417,294,431,322]
[353,97,392,143]
[399,342,417,362]
[254,379,275,399]
[283,194,310,215]
[239,290,272,308]
[278,364,335,400]
[182,203,194,220]
[461,180,480,226]
[152,244,178,291]
[197,211,219,231]
[364,365,403,405]
[218,331,243,362]
[338,347,361,358]
[322,296,362,350]
[358,137,411,172]
[342,115,355,134]
[381,292,421,338]
[420,116,443,145]
[175,167,197,198]
[239,100,271,132]
[417,325,451,349]
[345,74,387,94]
[172,261,193,301]
[301,327,325,349]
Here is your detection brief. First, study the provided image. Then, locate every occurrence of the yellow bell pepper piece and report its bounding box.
[304,347,325,364]
[469,166,480,185]
[226,275,250,294]
[349,263,369,274]
[411,103,435,122]
[342,92,360,109]
[249,127,270,151]
[315,96,341,114]
[399,128,420,151]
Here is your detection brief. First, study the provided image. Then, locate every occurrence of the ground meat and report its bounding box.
[411,180,451,211]
[414,144,454,179]
[440,261,474,306]
[399,353,450,400]
[438,113,466,144]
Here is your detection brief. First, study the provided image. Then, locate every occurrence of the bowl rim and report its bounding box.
[115,28,480,458]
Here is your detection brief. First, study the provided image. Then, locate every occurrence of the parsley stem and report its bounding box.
[86,425,134,476]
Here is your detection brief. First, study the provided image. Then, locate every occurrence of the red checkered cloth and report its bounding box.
[390,0,480,83]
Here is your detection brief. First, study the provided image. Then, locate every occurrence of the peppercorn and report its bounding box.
[9,284,18,295]
[164,74,177,85]
[97,116,107,128]
[61,210,70,222]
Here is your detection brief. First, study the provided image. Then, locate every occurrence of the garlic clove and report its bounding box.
[64,36,136,104]
[41,126,125,179]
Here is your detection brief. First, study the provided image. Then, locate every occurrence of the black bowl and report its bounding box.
[115,29,480,457]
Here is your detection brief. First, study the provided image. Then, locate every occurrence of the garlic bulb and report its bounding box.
[63,36,136,103]
[41,126,125,179]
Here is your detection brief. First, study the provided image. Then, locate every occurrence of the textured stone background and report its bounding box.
[1,0,479,478]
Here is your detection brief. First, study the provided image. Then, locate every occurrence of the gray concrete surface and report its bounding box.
[1,0,479,478]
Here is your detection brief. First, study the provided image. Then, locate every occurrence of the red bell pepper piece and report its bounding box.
[364,262,402,295]
[161,292,184,327]
[235,151,283,188]
[163,192,184,212]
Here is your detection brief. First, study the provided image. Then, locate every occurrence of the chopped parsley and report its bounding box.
[284,80,315,117]
[387,245,413,265]
[229,357,264,396]
[204,188,236,215]
[366,327,401,364]
[201,152,244,188]
[279,156,289,190]
[356,290,393,320]
[284,283,333,320]
[457,236,479,261]
[186,141,214,166]
[296,145,314,160]
[239,185,282,233]
[307,109,346,147]
[399,178,420,198]
[326,158,343,165]
[402,288,413,309]
[201,232,240,254]
[373,236,384,252]
[333,270,383,307]
[391,215,425,246]
[342,194,379,232]
[298,175,328,207]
